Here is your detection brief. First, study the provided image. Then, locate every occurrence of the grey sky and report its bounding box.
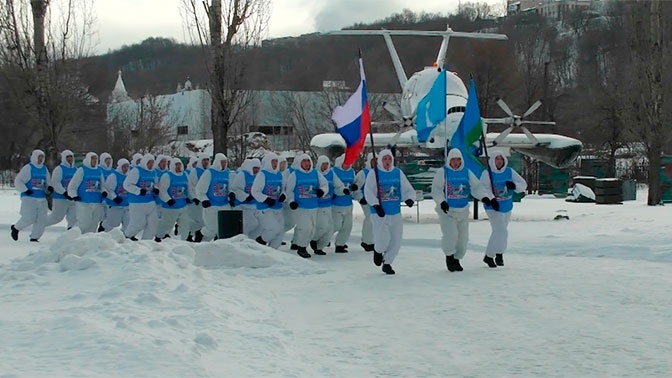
[94,0,504,53]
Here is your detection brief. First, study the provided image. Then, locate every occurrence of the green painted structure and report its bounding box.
[661,155,672,203]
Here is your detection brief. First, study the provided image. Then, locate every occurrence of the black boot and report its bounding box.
[314,249,326,255]
[186,233,194,242]
[127,236,138,241]
[483,255,497,268]
[310,240,318,252]
[10,225,19,241]
[154,237,162,243]
[194,230,204,243]
[290,243,299,250]
[255,236,267,245]
[454,258,464,272]
[495,253,504,266]
[335,245,348,253]
[97,222,105,232]
[361,242,374,252]
[30,238,39,242]
[382,264,395,275]
[297,246,311,258]
[373,251,384,266]
[445,255,457,272]
[174,224,179,236]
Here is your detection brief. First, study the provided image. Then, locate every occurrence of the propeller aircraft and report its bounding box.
[310,26,582,169]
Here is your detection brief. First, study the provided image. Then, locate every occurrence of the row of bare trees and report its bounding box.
[0,0,98,168]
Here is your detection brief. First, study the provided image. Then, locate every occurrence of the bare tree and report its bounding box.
[107,95,182,157]
[618,0,671,205]
[0,0,96,166]
[181,0,271,155]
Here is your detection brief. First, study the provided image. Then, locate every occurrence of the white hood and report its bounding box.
[242,158,261,175]
[211,153,228,171]
[261,152,279,173]
[169,158,184,175]
[334,154,349,170]
[187,156,198,169]
[316,155,331,173]
[99,152,113,170]
[140,153,155,170]
[196,153,210,169]
[295,153,313,173]
[156,155,170,171]
[488,151,509,174]
[365,153,374,170]
[83,152,98,169]
[60,150,74,168]
[131,153,143,167]
[377,149,395,172]
[278,156,287,172]
[116,158,130,174]
[30,149,45,167]
[446,148,464,171]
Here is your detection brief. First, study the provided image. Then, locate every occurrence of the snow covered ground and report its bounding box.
[1,188,671,377]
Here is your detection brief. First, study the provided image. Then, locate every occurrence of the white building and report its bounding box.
[106,72,397,152]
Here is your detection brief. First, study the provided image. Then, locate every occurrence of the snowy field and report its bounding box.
[1,188,671,377]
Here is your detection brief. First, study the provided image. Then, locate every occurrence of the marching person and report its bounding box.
[354,153,376,252]
[195,153,234,242]
[45,149,78,230]
[67,152,116,234]
[123,153,160,241]
[187,153,210,241]
[285,153,329,258]
[251,152,286,249]
[101,158,130,233]
[311,155,340,255]
[157,158,190,240]
[11,149,52,242]
[431,148,493,272]
[364,149,416,275]
[232,158,262,239]
[480,151,527,268]
[331,154,357,253]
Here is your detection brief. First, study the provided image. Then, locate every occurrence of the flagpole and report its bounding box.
[441,66,448,200]
[480,131,497,198]
[359,49,382,206]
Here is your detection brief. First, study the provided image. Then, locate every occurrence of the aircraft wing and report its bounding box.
[310,130,582,169]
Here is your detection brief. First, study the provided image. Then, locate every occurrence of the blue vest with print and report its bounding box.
[128,167,156,204]
[293,170,319,210]
[371,168,402,216]
[161,172,188,209]
[22,163,48,198]
[206,168,230,206]
[53,164,76,200]
[234,171,257,207]
[101,167,113,179]
[443,167,471,209]
[107,170,128,207]
[318,170,334,208]
[256,170,283,210]
[333,167,355,207]
[77,166,104,204]
[484,168,514,213]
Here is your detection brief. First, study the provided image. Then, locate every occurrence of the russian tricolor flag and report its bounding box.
[331,58,371,166]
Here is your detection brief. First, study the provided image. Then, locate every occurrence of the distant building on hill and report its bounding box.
[105,71,397,153]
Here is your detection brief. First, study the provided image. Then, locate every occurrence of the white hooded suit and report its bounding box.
[364,149,416,266]
[13,149,51,240]
[431,149,491,260]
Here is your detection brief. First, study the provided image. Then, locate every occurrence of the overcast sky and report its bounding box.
[94,0,504,54]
